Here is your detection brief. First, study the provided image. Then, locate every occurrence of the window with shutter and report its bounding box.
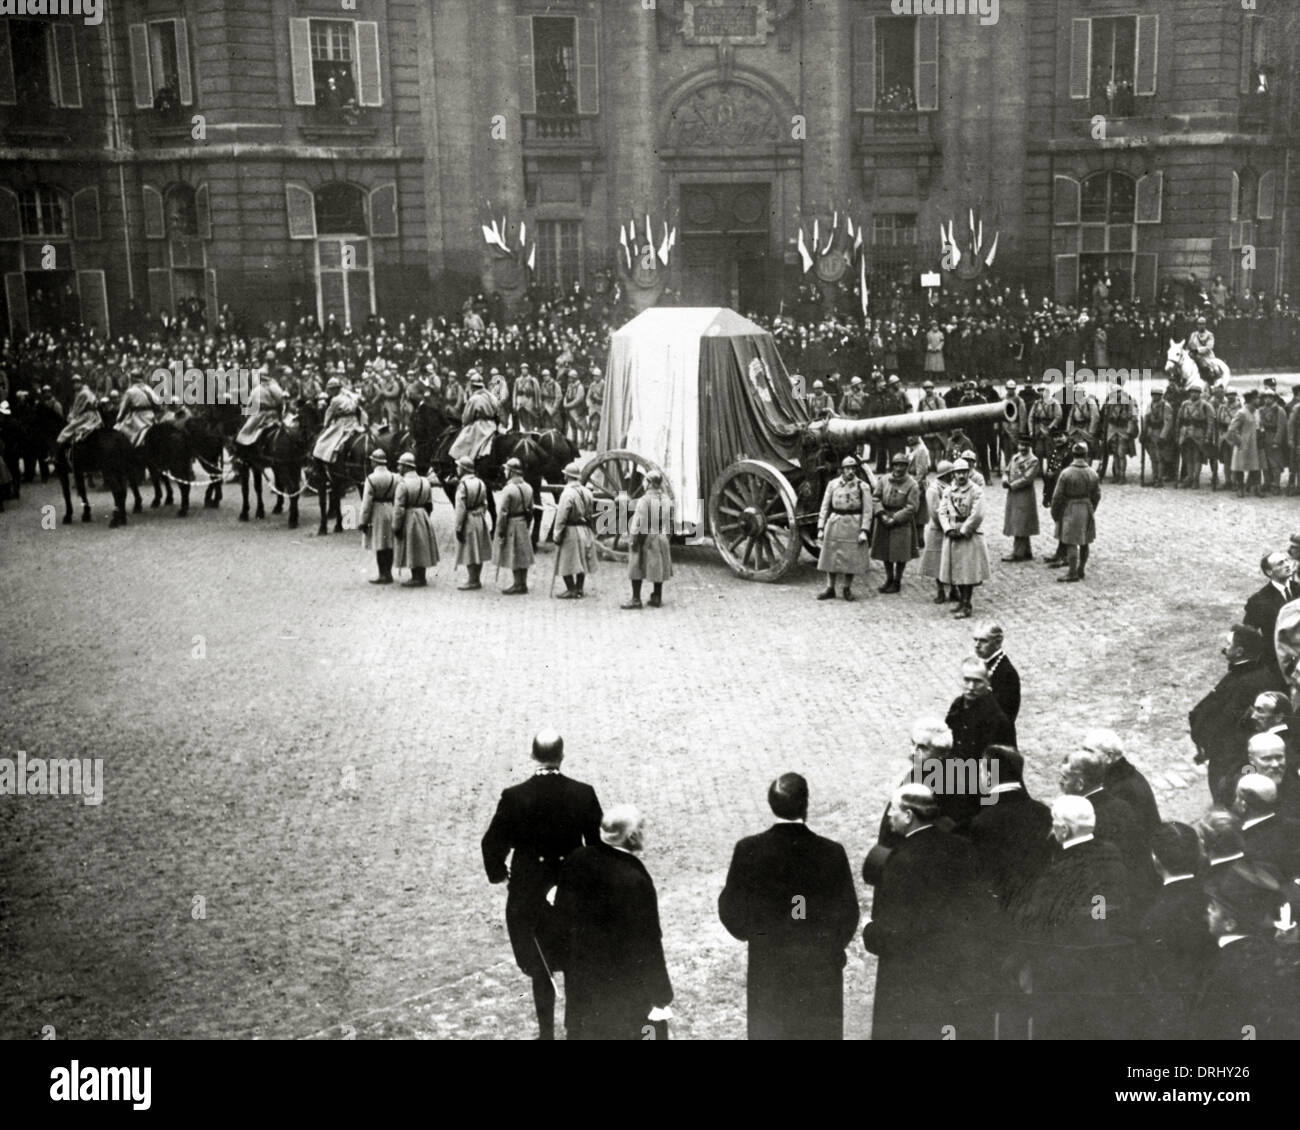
[1135,171,1162,224]
[369,184,398,238]
[147,268,174,318]
[5,272,29,336]
[516,16,535,116]
[142,185,165,240]
[195,184,211,241]
[576,17,598,115]
[52,24,81,108]
[875,16,915,111]
[1069,19,1090,100]
[204,268,218,326]
[73,187,100,241]
[172,19,193,106]
[1054,254,1079,306]
[1256,170,1276,221]
[0,187,20,241]
[285,184,317,240]
[128,23,152,109]
[915,18,937,112]
[77,269,109,336]
[289,18,315,106]
[355,21,381,107]
[851,15,874,112]
[0,23,15,105]
[1053,176,1080,226]
[1134,15,1157,97]
[1229,171,1240,223]
[533,17,576,117]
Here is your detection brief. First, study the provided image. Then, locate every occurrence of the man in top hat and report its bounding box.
[312,375,368,464]
[1049,441,1101,583]
[553,459,597,599]
[584,366,604,449]
[392,451,438,587]
[449,371,500,465]
[540,367,563,431]
[1188,315,1220,384]
[624,469,673,609]
[561,369,586,446]
[453,453,493,590]
[808,379,836,420]
[495,456,535,595]
[114,368,163,447]
[514,365,542,432]
[359,448,398,584]
[816,455,873,602]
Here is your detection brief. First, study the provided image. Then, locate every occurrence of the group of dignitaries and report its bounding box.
[480,549,1300,1039]
[815,429,1100,617]
[356,450,672,609]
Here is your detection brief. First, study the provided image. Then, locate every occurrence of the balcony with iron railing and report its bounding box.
[855,110,936,146]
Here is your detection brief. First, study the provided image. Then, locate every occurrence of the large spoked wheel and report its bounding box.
[709,460,802,582]
[580,449,672,563]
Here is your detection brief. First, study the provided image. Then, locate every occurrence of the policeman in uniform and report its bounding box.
[495,456,535,594]
[1176,382,1214,489]
[358,447,397,584]
[816,455,873,602]
[553,459,597,599]
[481,730,603,1041]
[453,454,493,590]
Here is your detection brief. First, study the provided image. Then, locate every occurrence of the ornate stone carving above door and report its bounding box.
[665,82,782,149]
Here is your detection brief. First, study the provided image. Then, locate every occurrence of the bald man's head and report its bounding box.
[1246,732,1286,784]
[600,804,645,853]
[1059,747,1106,795]
[532,729,564,765]
[1234,773,1278,820]
[1051,795,1095,843]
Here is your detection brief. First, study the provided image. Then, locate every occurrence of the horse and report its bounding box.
[1165,339,1230,389]
[142,419,227,517]
[313,426,381,535]
[234,412,313,529]
[55,426,142,527]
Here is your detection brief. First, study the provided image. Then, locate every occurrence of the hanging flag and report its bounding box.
[527,243,536,271]
[984,231,999,268]
[519,220,526,248]
[976,219,983,254]
[619,223,628,251]
[481,224,497,247]
[939,222,948,254]
[501,215,509,251]
[796,227,813,273]
[853,227,863,254]
[968,208,975,237]
[645,214,652,250]
[859,253,868,318]
[947,220,961,267]
[820,223,834,256]
[668,226,677,251]
[846,216,854,240]
[658,221,670,265]
[812,218,820,252]
[832,210,838,232]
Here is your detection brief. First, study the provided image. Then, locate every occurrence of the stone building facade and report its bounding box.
[0,0,1294,336]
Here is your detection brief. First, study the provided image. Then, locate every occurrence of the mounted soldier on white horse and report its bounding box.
[1165,317,1231,389]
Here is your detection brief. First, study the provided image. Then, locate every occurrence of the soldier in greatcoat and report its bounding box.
[938,459,991,620]
[1176,383,1214,489]
[816,455,873,602]
[358,447,397,585]
[871,453,920,594]
[494,456,535,595]
[1001,434,1040,562]
[1049,441,1101,584]
[553,460,597,599]
[920,460,954,604]
[392,451,438,587]
[623,469,673,609]
[514,364,541,431]
[453,454,493,591]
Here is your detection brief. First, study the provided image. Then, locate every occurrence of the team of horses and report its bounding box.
[27,397,577,543]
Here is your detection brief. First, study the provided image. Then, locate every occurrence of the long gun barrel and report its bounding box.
[809,400,1016,448]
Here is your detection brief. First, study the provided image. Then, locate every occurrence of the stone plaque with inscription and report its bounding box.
[682,1,772,46]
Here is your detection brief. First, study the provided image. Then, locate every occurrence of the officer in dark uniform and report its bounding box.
[481,730,603,1039]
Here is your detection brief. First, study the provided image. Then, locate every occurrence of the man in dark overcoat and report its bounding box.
[718,773,860,1039]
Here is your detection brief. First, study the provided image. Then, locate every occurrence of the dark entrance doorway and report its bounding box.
[679,183,772,312]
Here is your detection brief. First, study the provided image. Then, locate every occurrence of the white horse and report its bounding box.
[1165,338,1230,388]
